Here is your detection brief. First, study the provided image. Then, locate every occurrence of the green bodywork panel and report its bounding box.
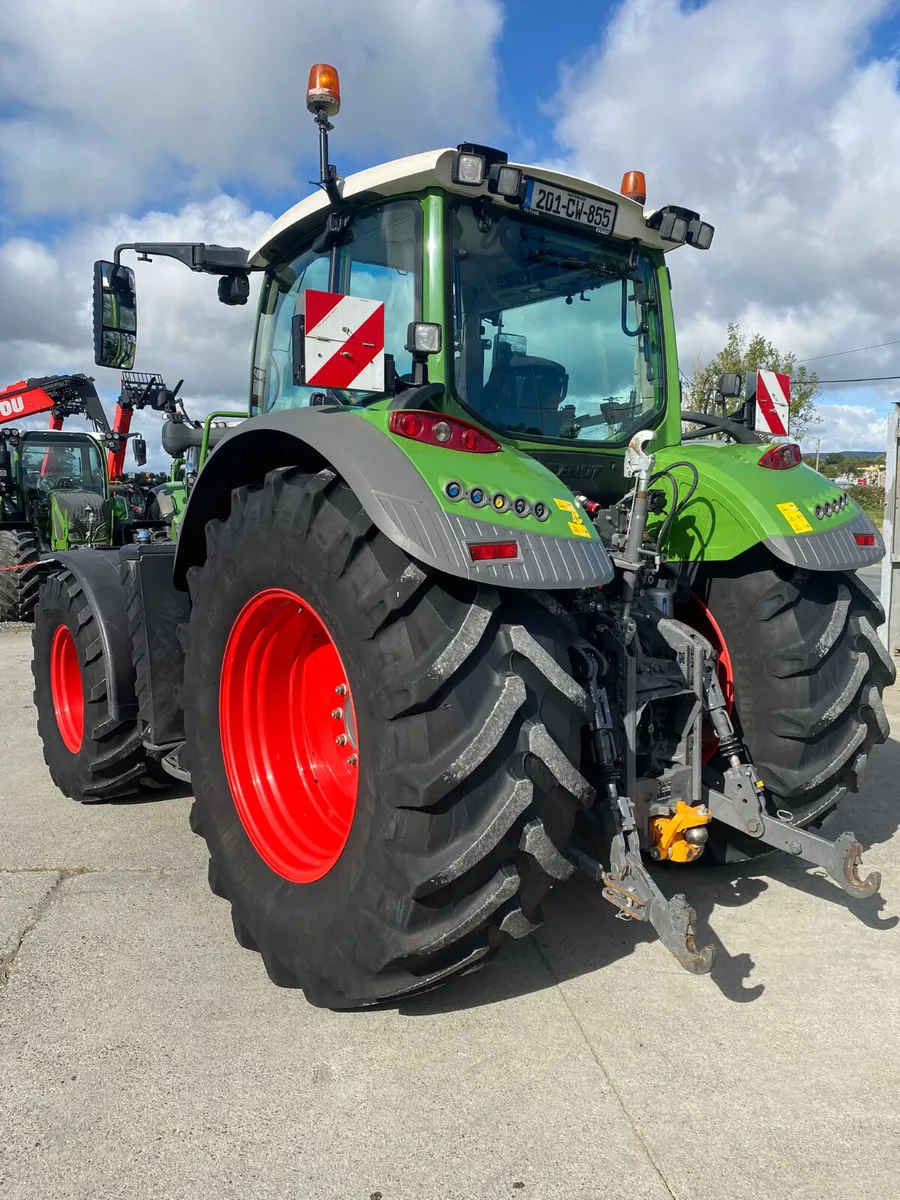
[162,482,188,538]
[49,491,113,551]
[357,409,599,542]
[647,443,857,562]
[109,492,131,533]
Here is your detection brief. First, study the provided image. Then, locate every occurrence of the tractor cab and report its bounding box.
[240,135,708,507]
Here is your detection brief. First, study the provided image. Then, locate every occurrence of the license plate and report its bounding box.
[523,180,617,234]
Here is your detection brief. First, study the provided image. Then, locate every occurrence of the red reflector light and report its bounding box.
[468,541,518,562]
[389,410,500,453]
[855,533,876,546]
[394,412,423,439]
[758,443,802,470]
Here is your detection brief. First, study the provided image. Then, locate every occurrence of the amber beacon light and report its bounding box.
[621,171,647,205]
[306,64,341,116]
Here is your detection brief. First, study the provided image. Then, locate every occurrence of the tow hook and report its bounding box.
[650,800,712,863]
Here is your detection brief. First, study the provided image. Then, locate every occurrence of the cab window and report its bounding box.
[252,199,421,413]
[19,439,104,491]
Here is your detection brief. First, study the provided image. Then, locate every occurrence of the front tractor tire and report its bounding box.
[696,552,895,859]
[0,529,42,622]
[32,570,170,802]
[184,467,593,1009]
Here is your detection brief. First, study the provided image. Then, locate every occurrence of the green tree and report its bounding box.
[686,322,820,439]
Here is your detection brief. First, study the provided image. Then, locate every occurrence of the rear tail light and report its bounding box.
[855,533,876,547]
[758,443,801,470]
[390,410,500,453]
[468,541,518,562]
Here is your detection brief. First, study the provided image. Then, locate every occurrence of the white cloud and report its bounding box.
[549,0,900,408]
[801,403,890,453]
[0,0,504,215]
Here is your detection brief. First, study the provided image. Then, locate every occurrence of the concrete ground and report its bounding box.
[2,569,899,1200]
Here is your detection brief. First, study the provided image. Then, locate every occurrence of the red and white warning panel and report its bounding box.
[747,369,791,437]
[303,290,385,392]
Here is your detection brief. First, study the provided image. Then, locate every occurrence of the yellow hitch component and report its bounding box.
[650,801,712,863]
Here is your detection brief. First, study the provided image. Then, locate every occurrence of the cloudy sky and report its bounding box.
[2,0,899,459]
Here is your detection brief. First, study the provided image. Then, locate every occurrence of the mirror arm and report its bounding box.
[114,242,253,275]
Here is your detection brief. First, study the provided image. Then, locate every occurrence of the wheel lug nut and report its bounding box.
[335,684,347,696]
[347,754,357,766]
[331,707,343,719]
[335,735,347,746]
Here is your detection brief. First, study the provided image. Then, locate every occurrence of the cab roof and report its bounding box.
[248,148,678,268]
[18,430,102,443]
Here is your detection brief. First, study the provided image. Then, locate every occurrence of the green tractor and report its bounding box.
[0,375,122,622]
[30,64,893,1007]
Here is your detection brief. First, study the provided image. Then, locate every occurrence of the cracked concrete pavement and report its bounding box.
[2,593,900,1199]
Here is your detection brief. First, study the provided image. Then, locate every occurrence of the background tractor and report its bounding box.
[0,370,229,620]
[29,64,894,1008]
[0,374,124,621]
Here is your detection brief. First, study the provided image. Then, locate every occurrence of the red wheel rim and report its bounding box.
[681,594,734,763]
[50,624,84,754]
[219,588,359,884]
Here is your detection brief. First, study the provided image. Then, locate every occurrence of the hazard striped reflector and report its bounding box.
[303,290,385,392]
[747,369,790,438]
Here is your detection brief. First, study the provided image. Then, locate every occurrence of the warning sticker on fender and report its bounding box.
[776,501,813,534]
[554,497,592,538]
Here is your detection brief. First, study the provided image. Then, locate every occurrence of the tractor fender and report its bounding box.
[40,548,137,723]
[651,445,886,571]
[172,408,614,591]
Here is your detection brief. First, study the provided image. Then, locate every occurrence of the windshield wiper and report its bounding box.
[528,249,625,279]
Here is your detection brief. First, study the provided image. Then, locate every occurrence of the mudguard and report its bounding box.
[40,549,137,723]
[652,444,885,571]
[172,407,615,591]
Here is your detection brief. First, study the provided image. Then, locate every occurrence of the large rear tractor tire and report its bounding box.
[0,529,41,622]
[32,570,171,802]
[693,552,895,861]
[184,467,593,1009]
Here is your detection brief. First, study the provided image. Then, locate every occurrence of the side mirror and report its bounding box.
[716,372,743,399]
[93,260,137,369]
[132,434,147,467]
